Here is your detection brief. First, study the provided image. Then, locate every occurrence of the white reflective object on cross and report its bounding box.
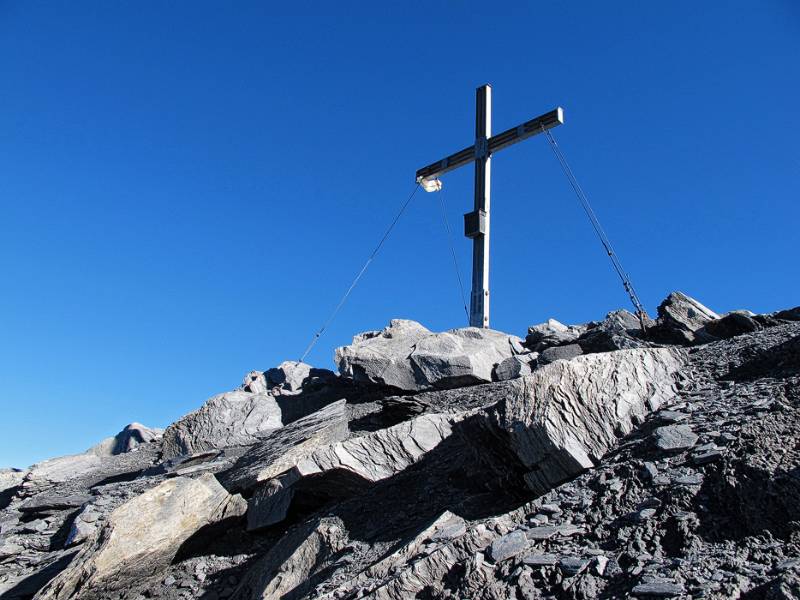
[421,178,442,193]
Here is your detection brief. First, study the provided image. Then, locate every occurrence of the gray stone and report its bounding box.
[236,409,454,527]
[231,517,349,600]
[525,318,583,351]
[692,449,723,465]
[161,390,283,459]
[0,540,24,559]
[292,412,456,484]
[23,453,103,486]
[631,581,685,597]
[489,530,528,562]
[652,291,719,345]
[87,422,163,457]
[654,410,688,424]
[65,506,103,546]
[242,370,269,394]
[594,555,609,575]
[634,508,657,521]
[266,361,335,393]
[653,424,698,451]
[559,557,590,576]
[493,353,537,381]
[19,493,91,514]
[641,462,659,481]
[539,503,562,515]
[221,400,349,493]
[352,511,469,587]
[673,473,704,485]
[577,310,652,353]
[537,343,583,366]
[36,474,246,599]
[0,468,24,493]
[496,348,685,494]
[525,525,583,540]
[335,319,523,391]
[523,554,559,566]
[247,477,295,531]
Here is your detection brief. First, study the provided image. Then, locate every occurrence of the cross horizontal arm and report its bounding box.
[415,107,564,183]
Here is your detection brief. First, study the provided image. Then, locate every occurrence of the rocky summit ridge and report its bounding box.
[1,291,799,600]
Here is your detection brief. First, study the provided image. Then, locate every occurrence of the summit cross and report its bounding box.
[416,84,564,328]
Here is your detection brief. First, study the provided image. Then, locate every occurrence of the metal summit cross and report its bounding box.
[416,84,564,328]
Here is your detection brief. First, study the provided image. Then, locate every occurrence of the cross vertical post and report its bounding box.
[415,86,564,329]
[469,85,491,328]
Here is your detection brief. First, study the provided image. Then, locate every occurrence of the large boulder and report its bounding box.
[493,353,538,381]
[22,454,103,488]
[232,517,349,600]
[35,474,246,599]
[537,343,583,366]
[244,411,457,530]
[704,312,761,340]
[241,370,269,394]
[495,347,685,494]
[0,468,25,494]
[774,306,800,321]
[161,391,282,459]
[266,361,336,393]
[524,318,585,351]
[336,319,524,392]
[87,423,163,457]
[651,291,719,345]
[577,309,652,354]
[221,400,349,494]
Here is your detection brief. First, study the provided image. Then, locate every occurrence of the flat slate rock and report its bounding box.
[631,581,685,597]
[496,348,685,495]
[653,424,698,451]
[489,530,528,562]
[19,493,91,514]
[161,390,283,459]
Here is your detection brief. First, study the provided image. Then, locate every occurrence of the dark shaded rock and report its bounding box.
[493,353,536,381]
[247,478,295,531]
[537,343,583,365]
[523,554,558,566]
[266,361,336,393]
[220,400,349,494]
[524,319,583,351]
[87,422,163,457]
[488,530,527,562]
[631,581,685,597]
[704,312,761,339]
[559,557,589,576]
[577,309,652,353]
[19,494,91,515]
[650,291,719,345]
[774,306,800,321]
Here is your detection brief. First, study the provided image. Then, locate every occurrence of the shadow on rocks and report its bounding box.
[695,462,800,543]
[1,551,78,600]
[274,379,405,425]
[723,335,800,381]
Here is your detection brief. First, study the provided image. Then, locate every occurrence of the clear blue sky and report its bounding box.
[1,2,798,468]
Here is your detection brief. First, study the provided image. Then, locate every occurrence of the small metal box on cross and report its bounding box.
[416,84,564,328]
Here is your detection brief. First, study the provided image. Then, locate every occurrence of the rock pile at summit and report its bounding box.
[1,291,799,599]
